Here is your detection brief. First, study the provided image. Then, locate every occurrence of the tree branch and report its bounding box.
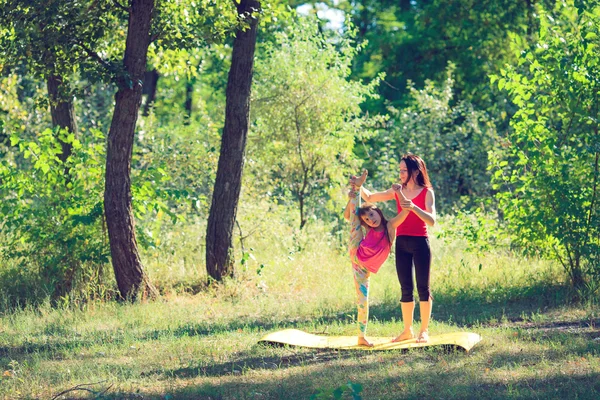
[113,0,130,12]
[51,381,111,400]
[75,40,113,73]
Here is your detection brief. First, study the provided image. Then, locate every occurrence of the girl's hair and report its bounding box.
[357,203,392,245]
[401,153,432,188]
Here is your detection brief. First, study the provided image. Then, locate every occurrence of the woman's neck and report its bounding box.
[405,180,420,190]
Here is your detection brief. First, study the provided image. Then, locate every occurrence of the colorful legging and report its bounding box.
[348,191,370,337]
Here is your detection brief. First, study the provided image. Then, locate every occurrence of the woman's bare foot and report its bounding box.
[358,336,374,347]
[392,328,414,342]
[416,330,429,343]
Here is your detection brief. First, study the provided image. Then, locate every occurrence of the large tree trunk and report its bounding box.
[104,0,158,300]
[46,73,77,163]
[206,0,260,282]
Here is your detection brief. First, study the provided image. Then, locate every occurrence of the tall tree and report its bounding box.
[0,1,99,162]
[46,72,77,163]
[206,0,260,282]
[491,0,600,291]
[250,16,381,228]
[104,0,159,300]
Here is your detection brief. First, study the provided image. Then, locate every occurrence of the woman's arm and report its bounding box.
[360,186,396,203]
[400,189,436,226]
[388,184,410,230]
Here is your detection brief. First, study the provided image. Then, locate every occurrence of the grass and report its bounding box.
[1,211,599,399]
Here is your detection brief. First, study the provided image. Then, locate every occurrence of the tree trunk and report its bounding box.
[184,75,195,125]
[104,0,158,300]
[142,69,159,116]
[206,0,260,282]
[46,73,77,163]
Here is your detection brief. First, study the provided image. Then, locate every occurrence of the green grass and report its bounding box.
[1,214,599,399]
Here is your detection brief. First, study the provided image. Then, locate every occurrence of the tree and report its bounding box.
[250,17,381,228]
[0,1,115,165]
[344,0,542,113]
[371,65,497,213]
[205,0,261,282]
[491,0,600,293]
[103,0,159,300]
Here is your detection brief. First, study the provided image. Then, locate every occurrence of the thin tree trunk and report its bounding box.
[184,75,195,125]
[46,73,77,163]
[104,0,158,300]
[206,0,260,282]
[142,69,159,116]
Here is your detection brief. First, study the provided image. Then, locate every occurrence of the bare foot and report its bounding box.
[358,337,374,347]
[351,169,368,188]
[392,328,414,343]
[416,330,429,343]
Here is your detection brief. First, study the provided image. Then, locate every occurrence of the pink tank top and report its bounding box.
[356,228,391,274]
[395,187,429,237]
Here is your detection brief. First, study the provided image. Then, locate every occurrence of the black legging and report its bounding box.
[395,235,432,302]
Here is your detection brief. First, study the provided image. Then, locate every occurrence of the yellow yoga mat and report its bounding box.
[259,329,481,352]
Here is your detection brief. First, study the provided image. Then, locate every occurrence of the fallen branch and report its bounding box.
[51,380,111,400]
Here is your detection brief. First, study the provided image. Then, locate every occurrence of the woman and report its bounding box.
[351,154,436,343]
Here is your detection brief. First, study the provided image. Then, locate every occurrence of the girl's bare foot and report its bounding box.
[416,330,429,343]
[354,169,368,187]
[358,336,374,347]
[392,328,414,342]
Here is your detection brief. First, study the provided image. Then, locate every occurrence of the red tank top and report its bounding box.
[395,187,429,237]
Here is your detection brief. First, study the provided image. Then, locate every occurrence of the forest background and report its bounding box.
[0,0,599,398]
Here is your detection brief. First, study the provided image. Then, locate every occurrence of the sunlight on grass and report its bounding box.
[0,211,598,399]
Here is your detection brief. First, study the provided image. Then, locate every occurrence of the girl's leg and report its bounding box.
[348,186,364,259]
[353,263,372,345]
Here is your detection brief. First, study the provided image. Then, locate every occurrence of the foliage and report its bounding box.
[490,0,600,293]
[131,115,222,248]
[369,65,497,213]
[0,127,111,305]
[342,0,543,114]
[311,381,363,400]
[250,15,383,228]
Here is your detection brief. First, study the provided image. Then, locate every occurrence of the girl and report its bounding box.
[352,154,436,343]
[343,170,409,346]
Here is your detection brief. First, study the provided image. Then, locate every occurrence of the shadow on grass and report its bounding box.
[95,344,600,400]
[0,280,588,363]
[369,281,576,327]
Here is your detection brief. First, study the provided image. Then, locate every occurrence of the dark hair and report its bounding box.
[401,153,432,188]
[357,203,391,245]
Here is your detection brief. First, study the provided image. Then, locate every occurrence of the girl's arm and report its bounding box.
[388,208,410,230]
[400,189,436,226]
[343,190,358,221]
[343,198,353,221]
